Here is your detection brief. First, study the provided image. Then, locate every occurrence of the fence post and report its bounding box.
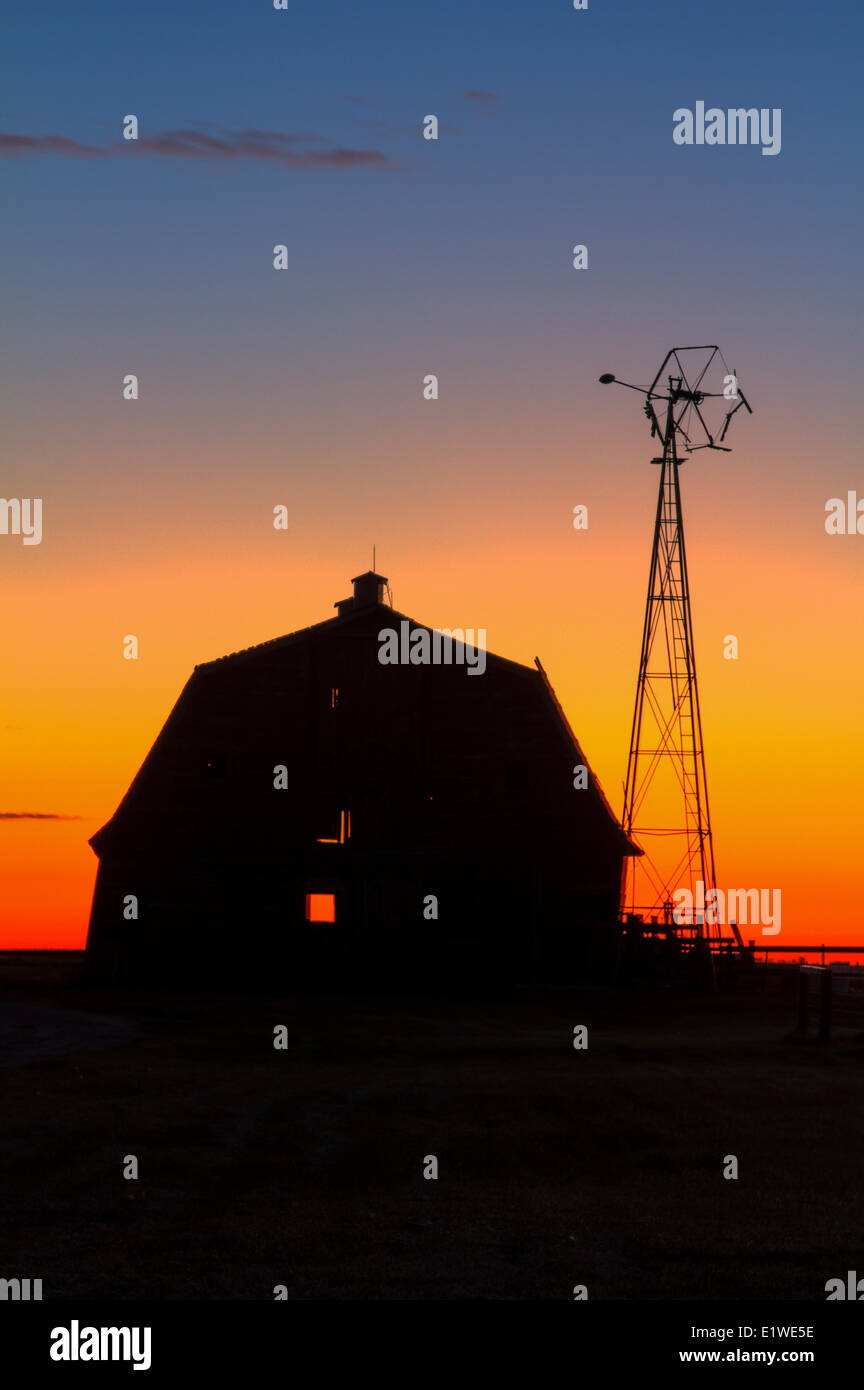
[818,967,832,1044]
[795,968,808,1036]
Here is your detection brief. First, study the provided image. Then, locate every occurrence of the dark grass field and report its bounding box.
[1,954,862,1300]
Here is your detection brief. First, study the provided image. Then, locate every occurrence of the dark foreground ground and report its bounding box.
[1,954,861,1300]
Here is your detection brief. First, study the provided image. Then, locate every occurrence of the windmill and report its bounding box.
[599,346,752,964]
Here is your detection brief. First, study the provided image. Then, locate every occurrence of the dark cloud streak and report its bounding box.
[0,133,106,157]
[0,126,392,169]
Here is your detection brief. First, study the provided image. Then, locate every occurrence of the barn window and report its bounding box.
[330,686,341,709]
[306,893,336,924]
[316,809,351,844]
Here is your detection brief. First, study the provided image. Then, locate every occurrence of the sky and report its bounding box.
[1,0,862,953]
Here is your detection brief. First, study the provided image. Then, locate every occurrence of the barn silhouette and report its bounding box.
[84,570,639,988]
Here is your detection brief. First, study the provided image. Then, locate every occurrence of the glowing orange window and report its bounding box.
[305,893,336,924]
[316,810,351,845]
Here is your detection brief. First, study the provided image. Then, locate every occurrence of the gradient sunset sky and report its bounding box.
[2,0,862,950]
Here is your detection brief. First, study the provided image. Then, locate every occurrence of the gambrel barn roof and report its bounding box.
[90,570,638,863]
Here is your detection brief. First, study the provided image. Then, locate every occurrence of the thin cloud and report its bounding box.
[0,812,84,820]
[462,90,499,102]
[0,125,393,170]
[0,133,106,157]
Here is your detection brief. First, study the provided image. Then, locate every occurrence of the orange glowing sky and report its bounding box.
[2,412,862,952]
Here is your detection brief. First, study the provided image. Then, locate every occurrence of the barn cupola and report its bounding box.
[334,570,389,616]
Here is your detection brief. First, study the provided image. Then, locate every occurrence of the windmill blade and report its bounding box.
[687,393,717,449]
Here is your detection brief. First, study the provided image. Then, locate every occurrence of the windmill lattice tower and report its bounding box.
[599,347,752,953]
